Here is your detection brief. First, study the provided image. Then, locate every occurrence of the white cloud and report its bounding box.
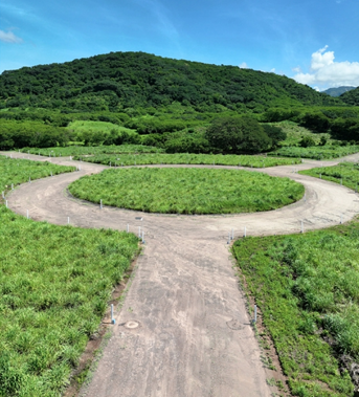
[239,62,248,69]
[0,29,23,44]
[293,46,359,89]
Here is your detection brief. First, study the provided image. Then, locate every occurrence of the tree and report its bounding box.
[205,116,272,154]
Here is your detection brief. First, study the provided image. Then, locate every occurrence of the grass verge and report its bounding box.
[68,167,304,215]
[232,222,359,396]
[74,152,301,168]
[0,155,140,397]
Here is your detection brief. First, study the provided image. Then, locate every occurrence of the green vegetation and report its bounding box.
[232,222,359,396]
[341,87,359,106]
[300,162,359,191]
[0,51,339,113]
[273,120,331,147]
[74,152,301,168]
[0,155,75,186]
[68,168,304,214]
[269,145,359,160]
[0,156,140,397]
[20,144,164,157]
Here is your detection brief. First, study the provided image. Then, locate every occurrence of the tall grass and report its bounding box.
[68,167,304,214]
[0,155,139,397]
[74,152,301,168]
[232,222,359,396]
[269,145,359,160]
[20,144,164,157]
[300,162,359,191]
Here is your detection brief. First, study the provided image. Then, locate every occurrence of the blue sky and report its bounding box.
[0,0,358,90]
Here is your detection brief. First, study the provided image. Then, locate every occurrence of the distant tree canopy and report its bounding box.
[340,87,359,106]
[205,116,278,154]
[0,51,341,113]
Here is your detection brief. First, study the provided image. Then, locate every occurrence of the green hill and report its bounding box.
[0,51,341,113]
[340,86,359,106]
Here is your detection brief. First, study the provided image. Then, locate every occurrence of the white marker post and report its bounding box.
[26,210,29,219]
[28,177,31,183]
[100,200,103,209]
[11,184,13,190]
[244,226,247,238]
[231,228,234,240]
[67,217,70,225]
[254,305,257,323]
[5,200,8,208]
[111,304,115,324]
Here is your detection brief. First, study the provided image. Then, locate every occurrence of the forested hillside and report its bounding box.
[0,51,340,113]
[341,87,359,106]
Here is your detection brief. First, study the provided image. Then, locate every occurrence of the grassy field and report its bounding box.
[269,145,359,160]
[74,152,301,168]
[20,144,164,157]
[232,223,359,396]
[68,168,304,214]
[300,162,359,191]
[0,156,140,397]
[273,120,332,147]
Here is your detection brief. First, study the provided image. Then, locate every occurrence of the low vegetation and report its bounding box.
[300,162,359,191]
[74,152,301,168]
[68,167,304,214]
[269,145,359,160]
[232,222,359,396]
[20,144,164,157]
[0,156,140,397]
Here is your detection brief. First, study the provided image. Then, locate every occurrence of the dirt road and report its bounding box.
[4,152,359,397]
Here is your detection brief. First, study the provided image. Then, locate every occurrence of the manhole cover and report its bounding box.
[226,319,244,330]
[124,321,140,329]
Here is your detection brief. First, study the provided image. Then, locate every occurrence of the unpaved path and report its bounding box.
[4,152,359,397]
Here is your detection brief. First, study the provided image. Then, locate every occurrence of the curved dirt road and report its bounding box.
[4,152,359,397]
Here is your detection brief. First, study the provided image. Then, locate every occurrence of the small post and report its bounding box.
[111,304,115,324]
[67,217,70,225]
[70,156,72,161]
[26,210,29,219]
[78,165,81,171]
[304,193,306,202]
[301,220,304,233]
[231,228,234,240]
[5,200,8,208]
[244,226,246,238]
[100,199,103,209]
[142,230,145,244]
[28,177,31,183]
[50,171,53,177]
[127,224,129,233]
[254,305,257,323]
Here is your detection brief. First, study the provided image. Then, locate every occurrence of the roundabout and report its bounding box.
[4,152,359,397]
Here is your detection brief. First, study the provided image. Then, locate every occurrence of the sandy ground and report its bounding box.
[3,152,359,397]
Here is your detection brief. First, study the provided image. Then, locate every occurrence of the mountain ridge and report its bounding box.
[0,51,341,112]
